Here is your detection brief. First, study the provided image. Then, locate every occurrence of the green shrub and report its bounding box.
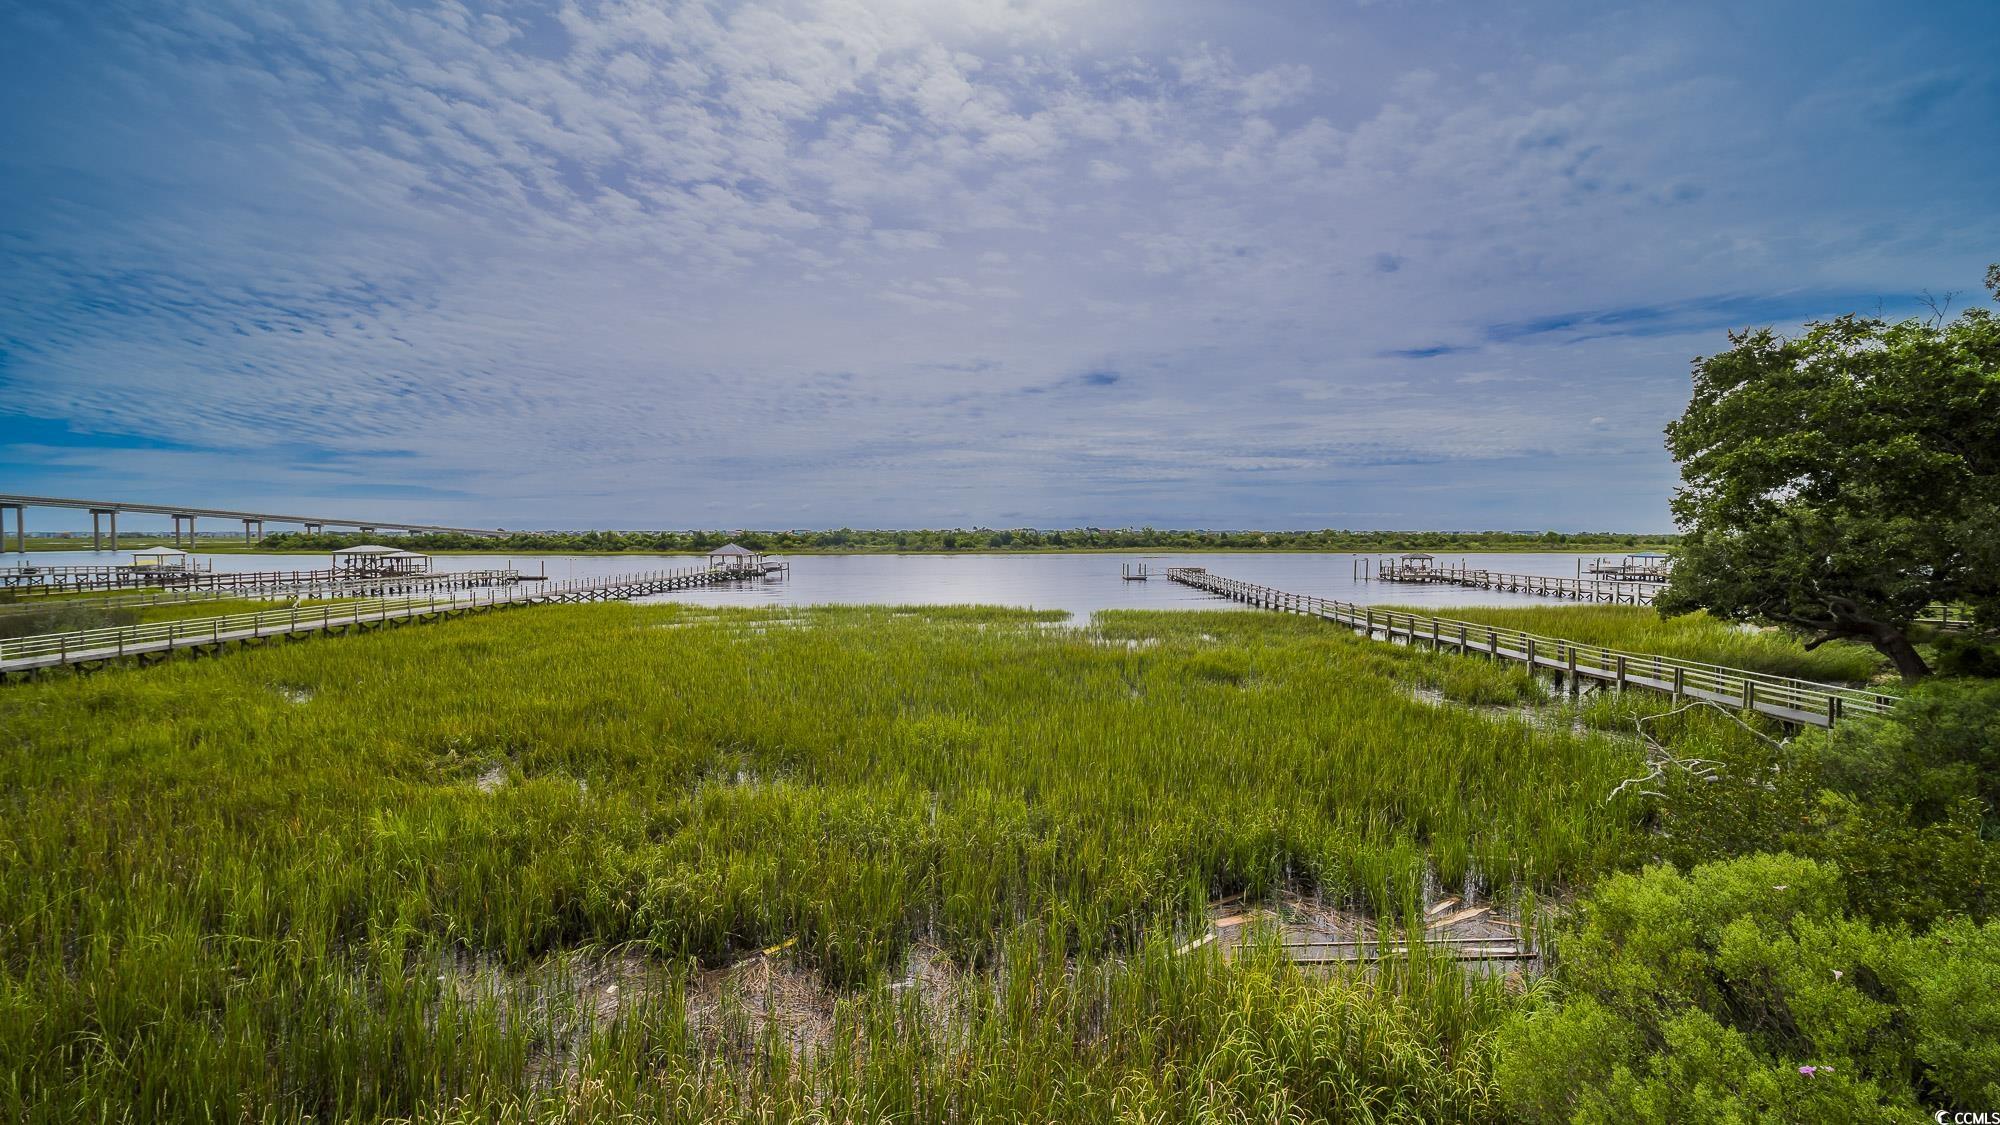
[1897,916,2000,1107]
[1933,633,2000,678]
[1654,680,2000,928]
[1495,854,2000,1121]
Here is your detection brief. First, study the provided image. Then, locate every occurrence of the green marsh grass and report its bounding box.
[1402,603,1885,682]
[0,602,1651,1120]
[0,596,293,638]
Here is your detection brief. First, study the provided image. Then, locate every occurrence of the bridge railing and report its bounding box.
[1166,567,1898,724]
[0,566,723,663]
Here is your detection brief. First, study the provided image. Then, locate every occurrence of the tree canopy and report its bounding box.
[1659,268,2000,679]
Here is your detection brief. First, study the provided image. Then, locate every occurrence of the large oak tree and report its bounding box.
[1659,269,2000,680]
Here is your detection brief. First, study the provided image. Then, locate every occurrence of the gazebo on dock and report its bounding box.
[1398,552,1436,570]
[1622,552,1672,577]
[127,546,195,570]
[333,545,432,576]
[708,542,763,572]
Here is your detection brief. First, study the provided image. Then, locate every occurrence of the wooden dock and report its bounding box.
[1168,567,1894,728]
[0,563,514,596]
[0,569,536,609]
[0,565,756,678]
[1367,559,1656,605]
[1585,557,1672,582]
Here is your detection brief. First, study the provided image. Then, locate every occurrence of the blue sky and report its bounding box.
[2,0,1995,532]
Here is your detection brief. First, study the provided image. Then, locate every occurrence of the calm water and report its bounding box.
[13,549,1639,618]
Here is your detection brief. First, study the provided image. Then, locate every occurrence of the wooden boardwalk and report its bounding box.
[1169,567,1895,728]
[0,565,750,678]
[1916,604,1978,632]
[0,568,533,608]
[0,563,537,596]
[1370,560,1656,605]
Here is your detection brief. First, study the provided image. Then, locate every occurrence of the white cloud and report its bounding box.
[3,0,1993,528]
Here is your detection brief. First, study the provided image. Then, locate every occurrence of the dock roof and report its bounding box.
[709,542,758,556]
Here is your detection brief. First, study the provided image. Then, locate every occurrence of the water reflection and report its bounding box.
[10,549,1646,618]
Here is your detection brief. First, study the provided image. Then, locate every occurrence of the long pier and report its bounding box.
[1169,567,1894,728]
[0,563,531,598]
[0,565,754,677]
[0,569,538,614]
[1366,559,1656,605]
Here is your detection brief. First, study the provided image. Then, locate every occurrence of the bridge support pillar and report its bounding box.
[90,508,118,552]
[3,504,23,553]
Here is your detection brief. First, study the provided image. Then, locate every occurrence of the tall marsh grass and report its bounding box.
[1404,603,1886,682]
[0,603,1649,1120]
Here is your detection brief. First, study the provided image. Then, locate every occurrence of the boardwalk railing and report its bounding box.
[1916,604,1979,632]
[1374,560,1656,605]
[0,566,745,675]
[1,564,400,595]
[1168,567,1896,728]
[0,569,533,612]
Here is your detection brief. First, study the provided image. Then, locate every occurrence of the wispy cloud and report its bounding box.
[1,0,1995,530]
[1482,291,1902,345]
[1381,345,1473,359]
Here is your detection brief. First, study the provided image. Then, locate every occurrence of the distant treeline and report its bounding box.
[258,527,1677,554]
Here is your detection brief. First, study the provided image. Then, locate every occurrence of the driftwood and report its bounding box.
[1604,698,1783,802]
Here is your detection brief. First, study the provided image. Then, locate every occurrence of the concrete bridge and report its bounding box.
[0,493,506,551]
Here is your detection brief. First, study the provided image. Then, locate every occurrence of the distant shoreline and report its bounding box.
[4,539,1678,558]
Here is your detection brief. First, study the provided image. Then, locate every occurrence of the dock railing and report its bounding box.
[1373,559,1656,605]
[0,569,531,612]
[0,565,735,671]
[1168,567,1897,728]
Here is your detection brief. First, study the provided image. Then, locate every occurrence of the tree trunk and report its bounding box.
[1872,628,1931,681]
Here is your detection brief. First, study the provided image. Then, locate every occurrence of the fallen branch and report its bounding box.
[1605,698,1784,802]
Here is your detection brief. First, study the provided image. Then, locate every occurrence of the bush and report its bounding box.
[1495,854,2000,1121]
[1653,680,2000,928]
[1933,633,2000,678]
